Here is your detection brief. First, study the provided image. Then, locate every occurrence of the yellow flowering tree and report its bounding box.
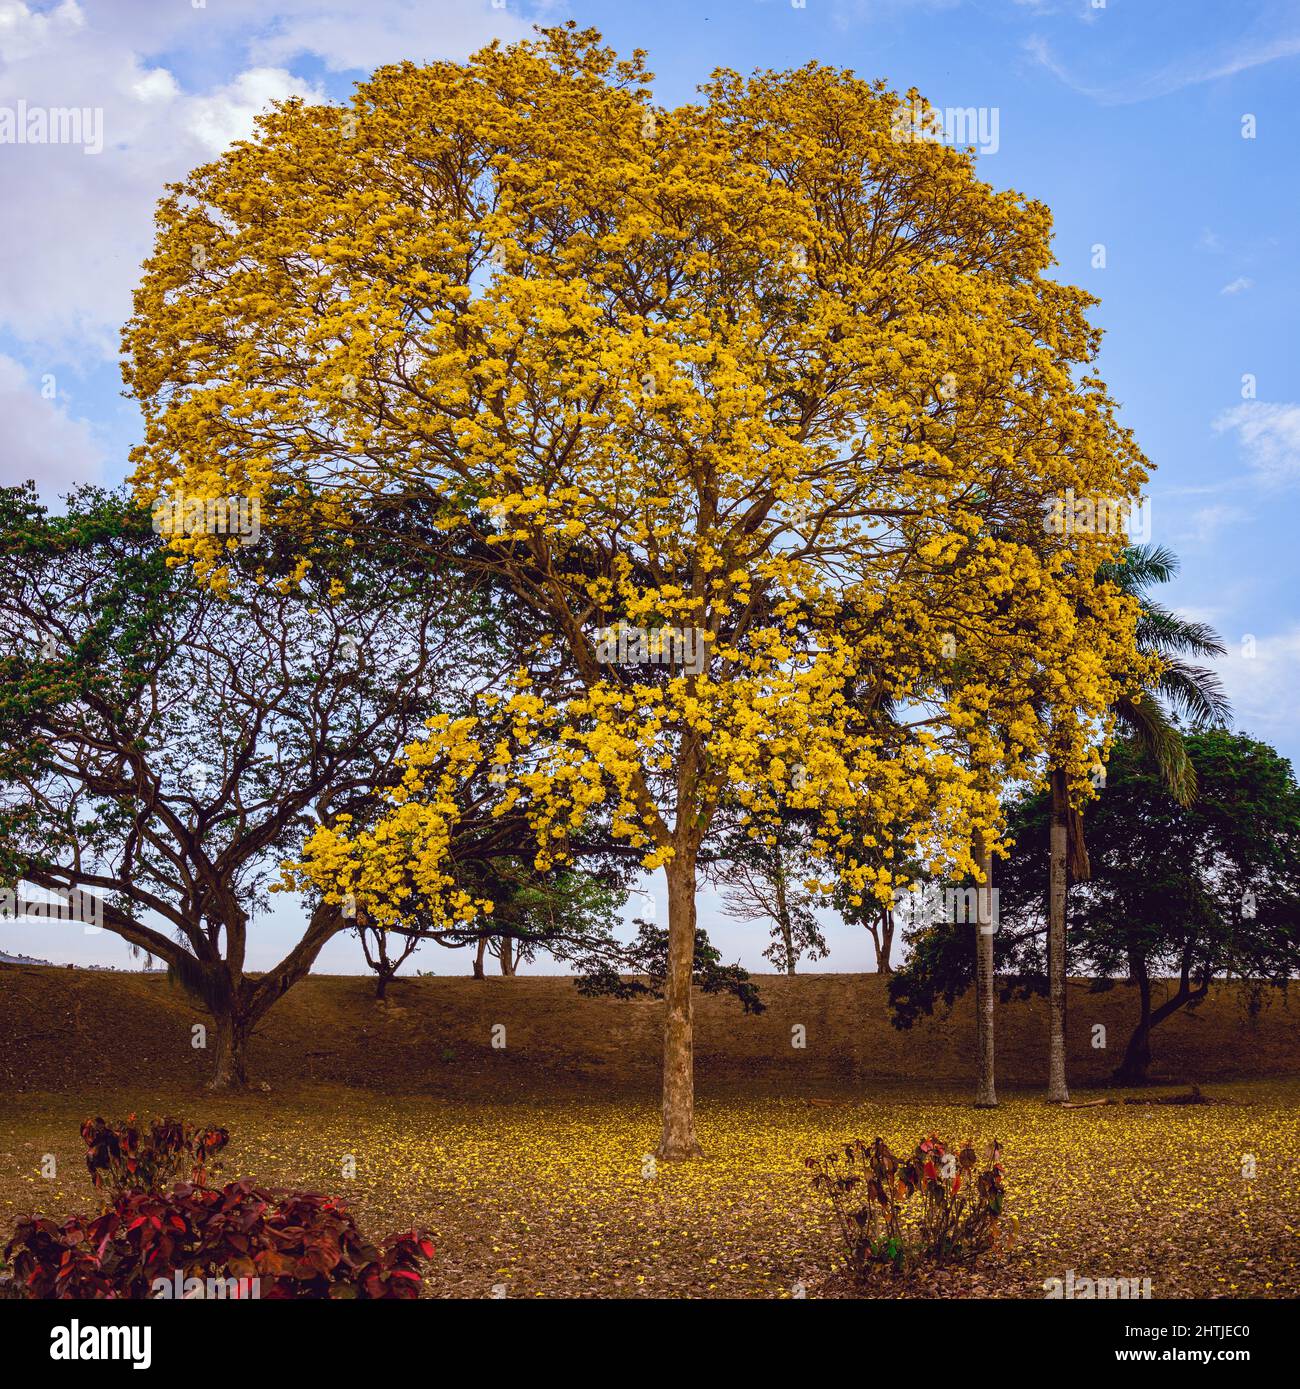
[123,26,1153,1157]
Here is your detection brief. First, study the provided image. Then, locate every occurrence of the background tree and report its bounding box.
[122,27,1155,1155]
[356,857,627,991]
[355,918,422,999]
[576,918,765,1016]
[891,731,1300,1085]
[1018,732,1300,1084]
[829,814,930,974]
[458,857,629,978]
[1044,544,1230,1102]
[0,485,493,1087]
[708,828,826,976]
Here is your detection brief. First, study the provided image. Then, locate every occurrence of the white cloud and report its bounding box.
[1219,276,1253,295]
[1212,627,1300,750]
[0,10,321,357]
[0,0,87,62]
[1176,503,1250,547]
[185,67,324,153]
[0,1,531,361]
[1213,402,1300,486]
[1024,28,1300,104]
[246,0,532,74]
[130,68,180,104]
[0,353,104,496]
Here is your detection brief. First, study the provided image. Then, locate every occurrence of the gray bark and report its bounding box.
[1047,767,1071,1103]
[973,840,998,1108]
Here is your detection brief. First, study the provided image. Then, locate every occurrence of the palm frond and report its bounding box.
[1136,606,1228,660]
[1156,660,1233,728]
[1099,543,1178,595]
[1113,694,1197,805]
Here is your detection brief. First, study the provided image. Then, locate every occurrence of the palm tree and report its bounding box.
[1045,544,1231,1102]
[973,829,998,1107]
[1108,545,1233,792]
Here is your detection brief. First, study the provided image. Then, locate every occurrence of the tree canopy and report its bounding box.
[121,25,1158,1150]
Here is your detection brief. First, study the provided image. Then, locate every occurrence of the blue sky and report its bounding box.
[1,0,1297,973]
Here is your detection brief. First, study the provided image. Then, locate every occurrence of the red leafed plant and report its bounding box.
[806,1132,1008,1277]
[4,1182,434,1299]
[1,1117,433,1299]
[81,1114,229,1197]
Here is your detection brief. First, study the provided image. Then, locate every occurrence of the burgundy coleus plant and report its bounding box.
[81,1114,229,1196]
[5,1181,434,1299]
[4,1119,433,1299]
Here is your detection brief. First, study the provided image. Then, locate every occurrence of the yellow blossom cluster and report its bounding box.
[287,716,492,927]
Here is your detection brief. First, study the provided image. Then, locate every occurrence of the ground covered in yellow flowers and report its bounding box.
[3,1079,1296,1299]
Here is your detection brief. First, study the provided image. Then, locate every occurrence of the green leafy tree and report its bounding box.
[576,919,766,1016]
[0,486,507,1086]
[893,732,1300,1084]
[1044,544,1231,1101]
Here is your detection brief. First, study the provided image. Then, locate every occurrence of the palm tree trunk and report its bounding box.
[973,837,997,1108]
[1047,766,1070,1103]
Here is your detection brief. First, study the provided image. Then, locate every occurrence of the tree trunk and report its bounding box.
[473,936,487,979]
[772,858,796,974]
[209,1010,250,1091]
[1113,961,1206,1084]
[877,906,895,974]
[1115,956,1154,1083]
[657,850,703,1159]
[499,935,514,976]
[973,841,997,1108]
[1046,767,1070,1104]
[375,970,389,1000]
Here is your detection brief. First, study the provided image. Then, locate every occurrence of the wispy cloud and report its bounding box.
[1175,503,1251,547]
[1220,276,1254,295]
[1211,626,1300,751]
[1023,30,1300,104]
[1214,402,1300,487]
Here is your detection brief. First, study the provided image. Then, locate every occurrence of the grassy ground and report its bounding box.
[4,1078,1297,1298]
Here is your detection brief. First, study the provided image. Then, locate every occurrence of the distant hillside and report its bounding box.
[3,964,1297,1096]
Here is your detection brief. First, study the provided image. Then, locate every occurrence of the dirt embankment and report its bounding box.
[3,964,1296,1097]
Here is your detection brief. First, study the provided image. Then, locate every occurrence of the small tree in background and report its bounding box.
[709,828,826,976]
[890,731,1300,1084]
[576,918,766,1017]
